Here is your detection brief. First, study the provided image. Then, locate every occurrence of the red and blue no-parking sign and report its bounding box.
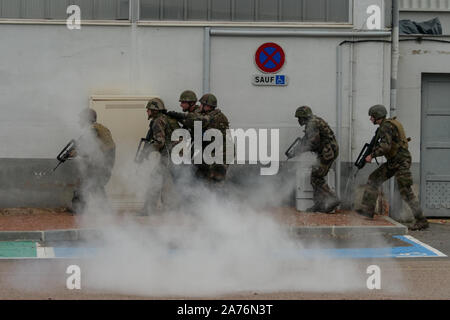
[255,42,285,73]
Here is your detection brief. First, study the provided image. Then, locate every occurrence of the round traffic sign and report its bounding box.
[255,42,285,73]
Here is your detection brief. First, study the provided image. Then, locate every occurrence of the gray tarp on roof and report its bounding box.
[399,17,442,35]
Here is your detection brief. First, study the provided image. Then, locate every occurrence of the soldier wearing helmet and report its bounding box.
[196,93,230,184]
[167,90,202,135]
[145,97,180,153]
[139,97,180,215]
[292,105,340,213]
[357,104,429,230]
[71,108,116,213]
[179,90,199,113]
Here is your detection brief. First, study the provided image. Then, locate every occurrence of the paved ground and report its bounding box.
[0,207,395,231]
[0,207,448,301]
[0,256,449,300]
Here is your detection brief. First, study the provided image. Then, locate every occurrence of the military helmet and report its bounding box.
[368,104,387,120]
[199,93,217,108]
[179,90,197,103]
[146,98,166,111]
[295,106,313,119]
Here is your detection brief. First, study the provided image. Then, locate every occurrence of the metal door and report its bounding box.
[421,74,450,217]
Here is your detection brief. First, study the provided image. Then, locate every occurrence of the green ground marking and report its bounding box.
[0,241,37,258]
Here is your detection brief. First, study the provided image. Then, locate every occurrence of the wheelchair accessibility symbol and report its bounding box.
[276,75,286,85]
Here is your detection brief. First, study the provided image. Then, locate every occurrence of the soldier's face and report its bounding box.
[370,116,376,124]
[180,101,190,112]
[298,118,306,126]
[202,104,213,112]
[147,109,152,120]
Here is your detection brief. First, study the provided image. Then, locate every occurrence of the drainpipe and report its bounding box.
[336,45,343,199]
[390,0,400,215]
[203,27,211,94]
[205,28,391,197]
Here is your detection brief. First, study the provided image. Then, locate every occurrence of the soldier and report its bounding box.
[179,90,201,115]
[71,108,116,213]
[167,90,202,134]
[196,93,230,184]
[291,106,340,213]
[168,93,230,185]
[139,98,180,215]
[357,104,429,231]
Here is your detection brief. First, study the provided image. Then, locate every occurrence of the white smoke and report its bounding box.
[72,150,406,297]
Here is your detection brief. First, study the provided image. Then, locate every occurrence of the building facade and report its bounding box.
[0,0,448,218]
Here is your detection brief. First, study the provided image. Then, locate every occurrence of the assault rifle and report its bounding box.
[341,129,380,210]
[285,137,302,160]
[53,139,77,172]
[354,128,379,170]
[134,138,155,164]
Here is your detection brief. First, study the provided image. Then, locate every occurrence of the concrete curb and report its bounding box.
[0,228,104,242]
[290,216,408,237]
[0,217,408,241]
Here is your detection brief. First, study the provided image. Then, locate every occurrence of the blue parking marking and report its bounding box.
[297,235,447,259]
[53,247,98,258]
[0,236,446,259]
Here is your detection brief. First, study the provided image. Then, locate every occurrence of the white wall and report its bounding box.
[0,23,392,164]
[0,25,204,158]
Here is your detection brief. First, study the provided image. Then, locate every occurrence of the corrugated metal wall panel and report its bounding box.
[400,0,450,11]
[280,0,302,22]
[139,0,349,22]
[211,0,231,21]
[117,0,130,20]
[1,0,21,18]
[304,0,327,21]
[327,0,350,22]
[70,0,94,19]
[0,0,129,19]
[23,0,45,19]
[47,0,70,19]
[187,0,208,20]
[95,0,117,19]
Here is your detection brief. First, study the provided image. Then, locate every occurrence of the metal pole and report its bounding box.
[210,29,391,37]
[390,0,400,215]
[203,27,211,94]
[336,44,343,199]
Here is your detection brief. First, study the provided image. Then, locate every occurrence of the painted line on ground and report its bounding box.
[394,235,447,257]
[297,235,447,259]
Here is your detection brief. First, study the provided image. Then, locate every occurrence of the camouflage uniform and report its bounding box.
[169,94,230,185]
[148,113,180,159]
[360,118,427,223]
[141,111,180,214]
[72,122,116,213]
[196,107,230,183]
[297,114,340,211]
[179,105,202,133]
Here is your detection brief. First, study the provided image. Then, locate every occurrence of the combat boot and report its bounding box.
[322,198,341,214]
[355,208,374,219]
[305,203,324,213]
[409,218,429,231]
